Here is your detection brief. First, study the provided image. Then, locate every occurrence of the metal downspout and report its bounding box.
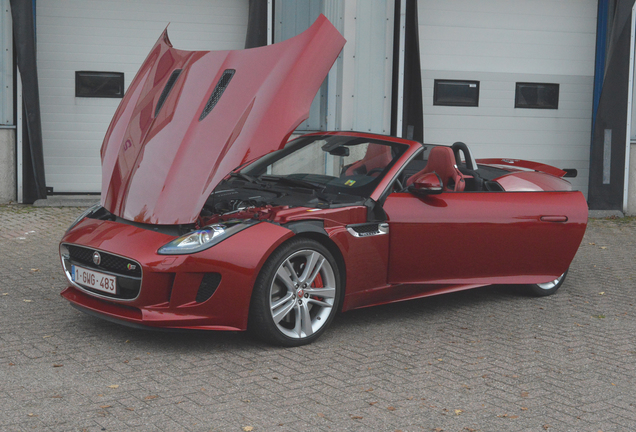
[624,4,636,213]
[395,0,406,138]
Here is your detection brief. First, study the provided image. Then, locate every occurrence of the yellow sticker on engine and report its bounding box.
[344,180,356,186]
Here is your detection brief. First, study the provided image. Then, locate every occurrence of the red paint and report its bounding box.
[406,146,466,191]
[383,191,587,285]
[476,158,567,177]
[100,15,345,225]
[60,134,589,330]
[495,171,573,192]
[59,13,589,334]
[61,218,294,330]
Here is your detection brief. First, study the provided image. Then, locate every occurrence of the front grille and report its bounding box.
[68,245,141,277]
[65,244,142,300]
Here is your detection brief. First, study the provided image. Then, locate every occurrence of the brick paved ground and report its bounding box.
[0,204,635,432]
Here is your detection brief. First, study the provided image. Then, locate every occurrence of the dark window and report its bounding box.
[515,82,559,109]
[433,80,479,107]
[75,71,124,98]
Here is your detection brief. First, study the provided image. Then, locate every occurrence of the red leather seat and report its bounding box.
[406,146,466,191]
[345,144,392,176]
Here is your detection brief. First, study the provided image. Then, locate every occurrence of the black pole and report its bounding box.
[11,0,47,202]
[588,0,636,210]
[245,0,269,49]
[391,0,424,142]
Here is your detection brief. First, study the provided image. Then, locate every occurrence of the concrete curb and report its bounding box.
[588,209,625,219]
[33,195,100,207]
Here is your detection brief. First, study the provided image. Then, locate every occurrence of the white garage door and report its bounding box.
[37,0,248,193]
[418,0,597,194]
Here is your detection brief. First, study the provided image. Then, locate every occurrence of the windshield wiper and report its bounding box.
[229,172,264,185]
[261,175,332,204]
[262,175,325,191]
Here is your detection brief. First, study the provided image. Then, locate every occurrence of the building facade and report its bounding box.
[2,0,636,213]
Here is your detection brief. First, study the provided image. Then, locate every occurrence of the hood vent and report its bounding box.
[199,69,235,121]
[155,69,182,117]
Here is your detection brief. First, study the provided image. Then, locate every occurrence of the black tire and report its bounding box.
[526,269,568,297]
[248,237,342,347]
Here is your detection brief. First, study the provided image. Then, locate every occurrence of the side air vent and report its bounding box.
[195,273,222,303]
[346,222,389,238]
[155,69,182,117]
[199,69,235,121]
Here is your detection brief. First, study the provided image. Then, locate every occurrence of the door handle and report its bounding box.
[540,215,568,222]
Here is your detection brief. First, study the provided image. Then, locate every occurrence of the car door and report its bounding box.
[383,190,587,286]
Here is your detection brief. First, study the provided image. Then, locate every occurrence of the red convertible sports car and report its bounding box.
[59,16,588,346]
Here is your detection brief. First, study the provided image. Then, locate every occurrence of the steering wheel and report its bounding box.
[451,142,477,171]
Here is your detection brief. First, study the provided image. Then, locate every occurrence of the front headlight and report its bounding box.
[157,220,258,255]
[66,203,102,233]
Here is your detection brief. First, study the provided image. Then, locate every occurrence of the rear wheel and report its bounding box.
[248,238,341,346]
[526,270,568,296]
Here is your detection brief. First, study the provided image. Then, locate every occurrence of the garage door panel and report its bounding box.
[42,132,110,142]
[38,3,246,24]
[422,104,592,121]
[421,40,594,64]
[38,0,248,193]
[419,0,595,197]
[423,125,592,163]
[425,116,592,134]
[420,26,595,49]
[37,27,247,48]
[420,0,596,17]
[418,5,596,34]
[420,54,594,76]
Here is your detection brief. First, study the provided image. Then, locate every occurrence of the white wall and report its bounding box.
[339,0,394,134]
[418,0,598,194]
[0,129,15,202]
[628,142,636,215]
[1,0,12,125]
[37,0,249,193]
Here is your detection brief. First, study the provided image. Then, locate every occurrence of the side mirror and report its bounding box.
[408,172,443,195]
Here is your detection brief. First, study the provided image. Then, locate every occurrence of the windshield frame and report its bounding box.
[239,134,411,199]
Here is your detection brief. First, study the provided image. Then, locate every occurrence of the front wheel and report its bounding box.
[526,270,568,297]
[248,238,341,346]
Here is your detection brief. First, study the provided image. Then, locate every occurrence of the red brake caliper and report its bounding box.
[312,272,324,301]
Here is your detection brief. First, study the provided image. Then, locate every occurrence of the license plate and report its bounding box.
[71,265,117,295]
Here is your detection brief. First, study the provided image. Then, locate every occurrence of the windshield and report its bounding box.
[206,134,409,216]
[241,135,409,198]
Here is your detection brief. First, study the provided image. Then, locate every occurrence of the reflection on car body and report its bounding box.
[59,15,587,346]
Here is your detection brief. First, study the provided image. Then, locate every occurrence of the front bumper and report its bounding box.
[61,286,241,330]
[60,217,294,331]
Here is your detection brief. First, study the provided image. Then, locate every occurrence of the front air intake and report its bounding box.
[195,273,222,303]
[155,69,182,117]
[199,69,235,121]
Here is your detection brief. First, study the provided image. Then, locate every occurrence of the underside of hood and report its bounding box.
[100,15,345,225]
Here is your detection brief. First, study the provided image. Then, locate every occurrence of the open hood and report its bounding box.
[100,15,345,225]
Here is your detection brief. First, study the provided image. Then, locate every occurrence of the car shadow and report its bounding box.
[67,284,531,351]
[329,283,529,330]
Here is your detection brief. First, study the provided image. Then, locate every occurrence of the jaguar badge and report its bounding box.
[92,251,101,265]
